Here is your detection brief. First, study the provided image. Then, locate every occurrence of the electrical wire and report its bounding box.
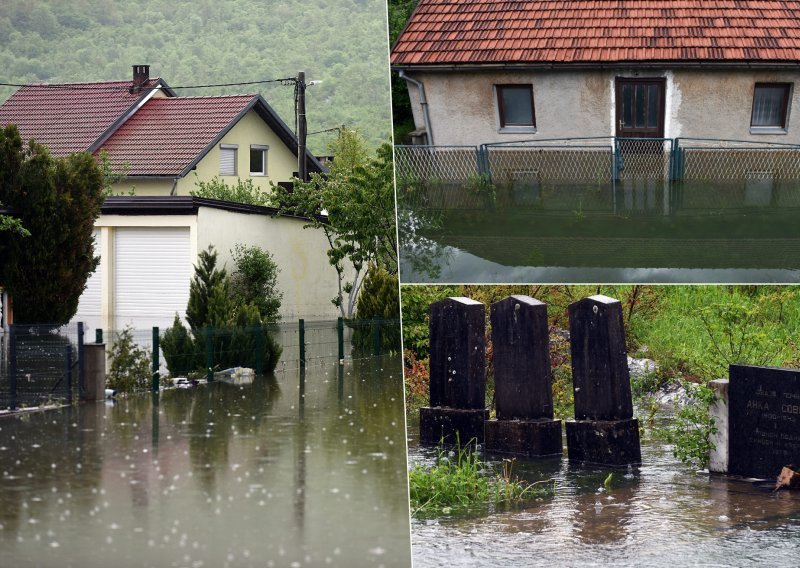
[0,77,297,91]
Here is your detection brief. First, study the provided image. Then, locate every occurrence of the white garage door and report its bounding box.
[69,229,102,333]
[114,227,191,332]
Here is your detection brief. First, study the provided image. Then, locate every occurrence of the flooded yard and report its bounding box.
[399,181,800,283]
[407,417,800,567]
[0,355,410,567]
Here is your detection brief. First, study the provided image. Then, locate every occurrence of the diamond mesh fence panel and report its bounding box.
[678,138,800,181]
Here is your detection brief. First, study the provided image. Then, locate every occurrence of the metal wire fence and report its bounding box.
[395,137,800,212]
[0,317,401,410]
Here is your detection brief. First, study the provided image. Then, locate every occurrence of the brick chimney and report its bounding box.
[130,65,150,94]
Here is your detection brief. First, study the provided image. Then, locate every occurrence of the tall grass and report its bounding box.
[409,441,554,518]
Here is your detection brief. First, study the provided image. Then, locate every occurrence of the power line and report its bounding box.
[307,126,343,136]
[0,77,297,91]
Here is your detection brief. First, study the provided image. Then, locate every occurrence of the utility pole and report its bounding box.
[297,71,307,182]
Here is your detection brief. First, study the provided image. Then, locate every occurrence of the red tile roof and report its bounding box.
[0,80,161,157]
[98,95,256,176]
[391,0,800,66]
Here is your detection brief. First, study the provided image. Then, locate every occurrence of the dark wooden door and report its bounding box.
[615,78,666,138]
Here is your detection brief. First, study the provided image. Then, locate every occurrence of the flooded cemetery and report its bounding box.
[396,139,800,283]
[0,323,410,567]
[404,288,800,567]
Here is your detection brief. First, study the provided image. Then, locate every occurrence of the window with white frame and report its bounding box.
[495,84,536,132]
[751,83,792,133]
[250,145,268,176]
[219,144,238,176]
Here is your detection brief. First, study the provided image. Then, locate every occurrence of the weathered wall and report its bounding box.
[405,68,800,146]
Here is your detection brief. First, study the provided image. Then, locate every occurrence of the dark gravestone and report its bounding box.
[565,295,641,466]
[420,297,489,444]
[485,296,562,457]
[729,364,800,479]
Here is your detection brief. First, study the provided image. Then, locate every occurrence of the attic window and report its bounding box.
[220,144,238,176]
[496,84,536,132]
[250,145,268,176]
[751,83,792,133]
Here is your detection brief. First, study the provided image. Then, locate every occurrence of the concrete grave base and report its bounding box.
[419,407,489,445]
[566,418,641,467]
[485,418,563,457]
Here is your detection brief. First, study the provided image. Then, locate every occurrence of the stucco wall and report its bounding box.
[196,208,341,321]
[77,207,340,332]
[110,109,299,196]
[405,68,800,146]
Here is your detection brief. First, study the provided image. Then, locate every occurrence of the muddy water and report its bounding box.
[408,425,800,567]
[0,356,410,567]
[399,181,800,283]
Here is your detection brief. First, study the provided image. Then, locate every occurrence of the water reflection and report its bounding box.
[400,181,800,283]
[0,356,410,567]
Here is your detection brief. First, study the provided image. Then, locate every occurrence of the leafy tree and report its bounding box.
[230,244,282,322]
[0,124,104,324]
[270,130,397,319]
[0,202,28,236]
[190,177,271,206]
[388,0,419,142]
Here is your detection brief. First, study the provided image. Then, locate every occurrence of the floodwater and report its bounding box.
[0,356,410,567]
[408,417,800,567]
[399,181,800,283]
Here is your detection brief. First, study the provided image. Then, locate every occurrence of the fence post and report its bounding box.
[64,344,73,403]
[9,324,17,411]
[299,319,306,368]
[95,328,103,344]
[478,145,492,184]
[152,327,159,392]
[371,317,381,356]
[206,325,214,382]
[612,137,621,182]
[337,317,344,362]
[77,322,85,396]
[255,323,264,375]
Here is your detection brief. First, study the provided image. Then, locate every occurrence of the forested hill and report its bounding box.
[0,0,392,153]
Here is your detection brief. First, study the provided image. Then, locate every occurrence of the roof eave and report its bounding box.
[393,60,800,72]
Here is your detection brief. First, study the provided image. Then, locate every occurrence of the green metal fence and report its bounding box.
[0,317,401,409]
[395,137,800,211]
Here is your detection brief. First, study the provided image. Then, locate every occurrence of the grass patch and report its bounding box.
[409,441,554,518]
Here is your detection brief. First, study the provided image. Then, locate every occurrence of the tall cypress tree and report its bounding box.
[0,125,104,324]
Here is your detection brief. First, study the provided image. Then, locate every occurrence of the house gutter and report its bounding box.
[393,61,800,73]
[398,70,434,145]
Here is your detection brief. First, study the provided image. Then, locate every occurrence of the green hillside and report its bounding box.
[0,0,392,152]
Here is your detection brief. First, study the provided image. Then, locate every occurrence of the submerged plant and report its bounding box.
[409,440,554,518]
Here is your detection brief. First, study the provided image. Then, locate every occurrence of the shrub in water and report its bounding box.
[107,326,151,392]
[353,264,400,352]
[160,315,196,377]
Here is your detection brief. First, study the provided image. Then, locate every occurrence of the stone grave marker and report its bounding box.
[729,364,800,479]
[485,295,562,457]
[565,295,641,466]
[419,297,489,444]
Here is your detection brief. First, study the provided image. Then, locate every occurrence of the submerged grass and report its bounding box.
[409,441,554,518]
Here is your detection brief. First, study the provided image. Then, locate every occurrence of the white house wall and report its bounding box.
[196,207,341,321]
[68,229,103,333]
[406,68,800,146]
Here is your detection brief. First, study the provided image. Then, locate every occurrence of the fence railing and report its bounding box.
[395,137,800,211]
[0,317,401,410]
